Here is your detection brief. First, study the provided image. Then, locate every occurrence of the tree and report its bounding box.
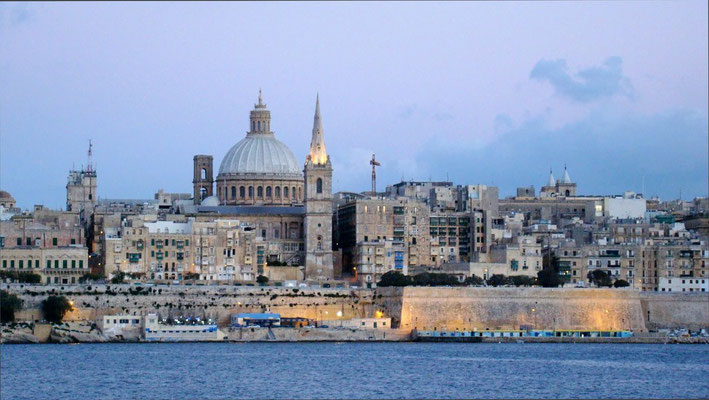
[110,271,126,284]
[613,279,630,288]
[0,271,41,284]
[538,254,564,287]
[464,274,484,286]
[183,272,200,280]
[1,290,23,323]
[377,271,412,287]
[509,275,536,287]
[587,270,613,287]
[41,295,72,324]
[79,272,104,283]
[487,274,510,287]
[256,275,269,285]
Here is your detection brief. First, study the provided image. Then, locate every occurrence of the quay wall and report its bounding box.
[5,284,379,327]
[4,285,708,331]
[376,287,709,332]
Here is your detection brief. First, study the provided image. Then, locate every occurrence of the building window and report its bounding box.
[266,186,272,197]
[17,238,21,246]
[71,260,76,268]
[257,187,263,198]
[316,178,323,194]
[275,186,280,198]
[231,186,236,199]
[240,186,245,199]
[284,186,289,198]
[249,186,254,198]
[63,260,68,269]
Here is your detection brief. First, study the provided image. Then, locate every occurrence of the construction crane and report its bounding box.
[370,154,380,196]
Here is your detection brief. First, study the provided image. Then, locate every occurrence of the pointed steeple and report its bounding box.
[308,93,328,165]
[561,164,572,184]
[249,89,271,135]
[547,168,556,187]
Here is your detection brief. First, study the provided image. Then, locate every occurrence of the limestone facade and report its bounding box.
[0,246,89,284]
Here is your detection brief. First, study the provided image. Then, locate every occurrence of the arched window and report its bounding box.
[275,186,281,198]
[218,187,222,198]
[248,186,254,198]
[316,178,323,194]
[200,187,207,200]
[317,235,323,251]
[565,190,570,196]
[284,186,289,198]
[231,186,236,199]
[201,168,207,180]
[257,121,261,132]
[252,121,255,132]
[257,186,263,198]
[240,186,245,198]
[266,186,272,197]
[292,187,297,200]
[298,187,302,200]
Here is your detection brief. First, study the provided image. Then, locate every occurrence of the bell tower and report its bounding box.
[304,94,334,281]
[193,155,214,204]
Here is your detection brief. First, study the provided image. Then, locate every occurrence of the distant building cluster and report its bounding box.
[1,92,708,292]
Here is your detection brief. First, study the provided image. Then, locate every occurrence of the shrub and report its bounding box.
[41,295,72,324]
[0,290,23,323]
[487,274,511,287]
[377,271,412,287]
[0,270,41,284]
[509,275,537,287]
[613,279,630,288]
[256,275,269,285]
[110,271,126,284]
[587,270,613,287]
[79,272,104,283]
[464,274,484,286]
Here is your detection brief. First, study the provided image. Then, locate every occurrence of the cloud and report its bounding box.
[530,57,634,103]
[411,107,708,200]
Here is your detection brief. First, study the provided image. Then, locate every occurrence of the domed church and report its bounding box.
[193,91,304,206]
[188,91,334,281]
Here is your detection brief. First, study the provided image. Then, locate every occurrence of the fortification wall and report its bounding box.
[5,284,707,331]
[4,284,379,327]
[376,287,709,332]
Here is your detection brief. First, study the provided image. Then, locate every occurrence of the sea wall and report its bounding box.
[376,287,709,332]
[4,284,379,327]
[4,284,708,332]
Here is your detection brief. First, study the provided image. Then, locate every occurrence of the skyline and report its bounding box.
[1,1,707,209]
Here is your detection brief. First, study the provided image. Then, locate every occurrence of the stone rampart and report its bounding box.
[5,284,707,332]
[376,287,709,332]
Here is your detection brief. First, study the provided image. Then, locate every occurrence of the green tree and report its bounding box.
[538,254,565,287]
[613,279,630,288]
[41,295,72,324]
[0,271,41,284]
[1,290,23,323]
[183,272,200,280]
[256,275,269,285]
[79,272,104,283]
[587,270,613,287]
[510,275,536,287]
[487,274,510,287]
[110,271,126,284]
[377,271,412,287]
[464,274,484,286]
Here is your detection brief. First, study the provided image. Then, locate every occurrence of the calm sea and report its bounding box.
[1,342,708,399]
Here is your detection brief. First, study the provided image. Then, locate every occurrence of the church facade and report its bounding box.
[187,92,334,281]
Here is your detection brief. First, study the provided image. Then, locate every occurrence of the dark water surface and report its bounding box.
[1,342,708,399]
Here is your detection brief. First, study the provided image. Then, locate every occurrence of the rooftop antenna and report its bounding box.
[370,154,380,196]
[87,139,93,173]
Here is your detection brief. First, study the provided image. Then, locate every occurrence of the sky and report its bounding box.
[1,1,707,210]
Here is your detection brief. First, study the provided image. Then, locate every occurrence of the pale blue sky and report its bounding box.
[1,1,707,209]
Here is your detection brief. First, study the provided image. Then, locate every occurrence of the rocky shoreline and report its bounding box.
[3,322,708,344]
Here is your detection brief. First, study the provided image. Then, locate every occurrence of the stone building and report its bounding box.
[0,206,84,249]
[303,95,334,281]
[205,91,305,206]
[0,246,89,284]
[355,239,408,287]
[336,197,430,279]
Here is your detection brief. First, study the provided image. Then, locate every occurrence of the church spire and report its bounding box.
[561,164,572,184]
[308,93,328,165]
[547,168,556,187]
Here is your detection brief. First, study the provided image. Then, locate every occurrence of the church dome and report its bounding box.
[0,190,14,202]
[200,195,220,206]
[218,133,301,178]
